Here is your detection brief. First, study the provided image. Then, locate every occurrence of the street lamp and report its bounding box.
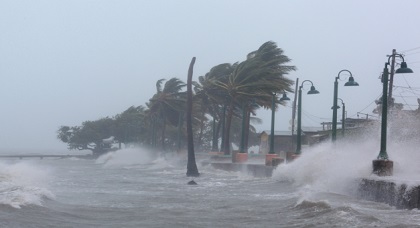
[332,70,359,142]
[296,80,320,155]
[269,92,290,154]
[338,98,345,138]
[332,98,346,138]
[373,53,413,176]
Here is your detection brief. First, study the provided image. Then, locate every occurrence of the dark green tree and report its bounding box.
[57,117,117,156]
[210,41,296,154]
[114,106,146,148]
[146,78,186,151]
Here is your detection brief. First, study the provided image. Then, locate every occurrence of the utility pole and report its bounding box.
[388,49,396,107]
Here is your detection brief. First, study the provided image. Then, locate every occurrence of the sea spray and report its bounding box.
[0,161,54,208]
[95,147,156,167]
[272,139,377,196]
[95,147,184,170]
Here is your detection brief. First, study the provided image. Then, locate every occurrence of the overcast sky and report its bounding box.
[1,0,420,153]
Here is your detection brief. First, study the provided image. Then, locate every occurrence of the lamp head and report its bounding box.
[307,85,320,95]
[344,76,359,86]
[279,92,291,101]
[395,61,414,74]
[331,105,340,110]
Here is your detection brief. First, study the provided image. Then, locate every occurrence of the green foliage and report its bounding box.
[57,41,296,155]
[57,106,147,153]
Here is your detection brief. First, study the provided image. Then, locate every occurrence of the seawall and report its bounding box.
[209,162,274,178]
[358,178,420,209]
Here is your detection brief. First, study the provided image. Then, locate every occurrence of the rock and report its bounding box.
[188,180,197,185]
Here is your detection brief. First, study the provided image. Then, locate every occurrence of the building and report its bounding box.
[259,128,329,155]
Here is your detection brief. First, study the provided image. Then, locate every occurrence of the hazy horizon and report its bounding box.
[1,0,420,152]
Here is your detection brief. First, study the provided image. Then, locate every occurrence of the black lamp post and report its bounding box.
[332,70,359,142]
[269,92,290,154]
[296,80,320,155]
[373,53,413,176]
[338,98,345,138]
[332,98,346,138]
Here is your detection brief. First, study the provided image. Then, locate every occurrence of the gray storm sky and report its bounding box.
[1,0,420,152]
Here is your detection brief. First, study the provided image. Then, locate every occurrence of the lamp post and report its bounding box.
[269,92,290,154]
[332,98,346,137]
[338,98,345,138]
[373,53,413,176]
[332,70,359,142]
[296,80,320,155]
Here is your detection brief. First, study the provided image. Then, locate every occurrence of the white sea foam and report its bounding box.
[0,161,54,208]
[272,139,378,195]
[273,132,420,199]
[95,147,157,167]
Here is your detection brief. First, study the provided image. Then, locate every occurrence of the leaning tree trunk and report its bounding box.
[186,57,199,177]
[222,100,234,155]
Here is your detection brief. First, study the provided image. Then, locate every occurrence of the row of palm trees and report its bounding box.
[57,41,296,155]
[145,41,296,154]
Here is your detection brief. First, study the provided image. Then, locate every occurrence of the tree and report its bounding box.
[57,117,118,156]
[209,41,296,154]
[146,78,186,151]
[186,57,199,177]
[193,63,236,152]
[114,106,147,148]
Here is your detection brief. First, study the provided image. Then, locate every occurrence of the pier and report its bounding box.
[0,154,93,159]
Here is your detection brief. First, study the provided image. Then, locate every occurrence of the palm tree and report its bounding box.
[186,57,199,177]
[210,41,296,154]
[193,63,236,152]
[146,78,186,151]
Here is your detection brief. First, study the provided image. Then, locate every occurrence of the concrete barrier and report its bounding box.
[210,163,274,178]
[358,179,420,209]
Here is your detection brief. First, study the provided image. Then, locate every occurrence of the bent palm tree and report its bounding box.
[146,78,186,151]
[210,41,296,154]
[186,57,199,177]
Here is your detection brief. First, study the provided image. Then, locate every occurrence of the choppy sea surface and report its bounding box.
[1,141,420,228]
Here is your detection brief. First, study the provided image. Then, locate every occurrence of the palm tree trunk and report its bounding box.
[161,115,166,152]
[244,109,250,153]
[186,57,199,177]
[211,116,218,151]
[220,105,226,153]
[223,100,234,155]
[198,110,205,152]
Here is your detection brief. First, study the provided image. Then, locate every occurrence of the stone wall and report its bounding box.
[358,179,420,209]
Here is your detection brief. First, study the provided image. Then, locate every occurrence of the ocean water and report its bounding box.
[1,143,420,228]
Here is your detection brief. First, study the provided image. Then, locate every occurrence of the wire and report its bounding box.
[405,51,420,56]
[302,111,326,125]
[400,46,420,53]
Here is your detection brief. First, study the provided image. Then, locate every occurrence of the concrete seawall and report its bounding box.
[207,162,420,209]
[358,179,420,209]
[209,163,274,178]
